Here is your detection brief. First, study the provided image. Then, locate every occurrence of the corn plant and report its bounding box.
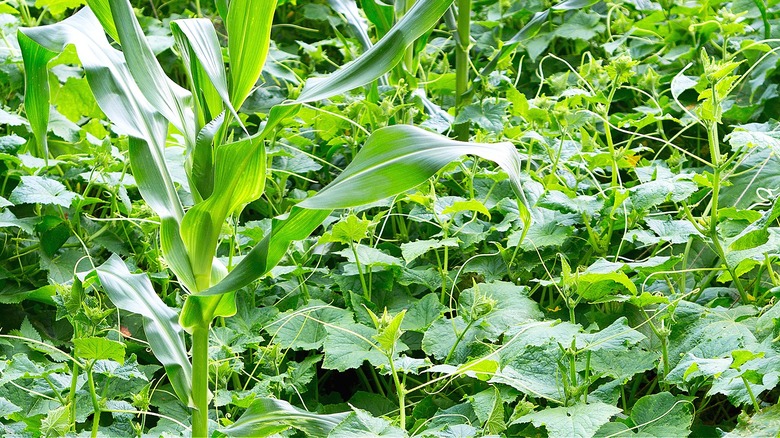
[19,0,529,435]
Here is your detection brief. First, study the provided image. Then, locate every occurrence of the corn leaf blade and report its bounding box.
[95,255,192,406]
[221,397,349,436]
[20,8,196,291]
[202,125,528,297]
[108,0,197,148]
[17,31,57,158]
[227,0,278,110]
[297,0,453,103]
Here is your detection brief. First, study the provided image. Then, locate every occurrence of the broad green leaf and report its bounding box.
[320,213,371,244]
[227,0,278,109]
[298,0,453,102]
[220,397,349,437]
[453,100,508,133]
[35,0,84,16]
[18,31,57,158]
[204,125,529,297]
[401,292,446,331]
[73,337,126,364]
[469,387,506,434]
[725,403,780,437]
[95,255,192,406]
[423,281,542,363]
[328,407,406,438]
[9,176,78,207]
[0,397,21,418]
[575,317,645,352]
[554,11,605,41]
[400,237,459,264]
[322,323,389,371]
[441,199,491,219]
[267,300,354,351]
[337,244,403,268]
[601,392,693,437]
[667,302,758,372]
[516,402,621,438]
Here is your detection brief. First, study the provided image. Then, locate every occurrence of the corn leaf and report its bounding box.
[298,125,526,209]
[19,9,196,291]
[297,0,453,103]
[201,125,528,297]
[180,135,266,290]
[84,0,118,42]
[95,255,192,406]
[171,18,237,126]
[227,0,278,110]
[199,207,331,296]
[108,0,197,149]
[17,31,57,159]
[221,397,349,436]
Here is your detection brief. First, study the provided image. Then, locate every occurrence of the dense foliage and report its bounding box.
[2,0,780,436]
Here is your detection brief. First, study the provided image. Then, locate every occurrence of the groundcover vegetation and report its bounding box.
[2,0,780,436]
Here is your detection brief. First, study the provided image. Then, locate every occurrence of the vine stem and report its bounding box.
[191,325,210,438]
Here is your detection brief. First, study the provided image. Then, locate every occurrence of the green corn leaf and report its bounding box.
[171,18,239,127]
[328,0,373,50]
[107,0,197,149]
[180,135,266,291]
[84,0,118,42]
[181,103,298,294]
[227,0,278,110]
[297,125,527,210]
[190,112,224,200]
[220,397,349,437]
[297,0,453,103]
[201,125,528,297]
[19,9,165,143]
[17,31,56,159]
[20,9,196,292]
[199,207,331,296]
[95,255,192,406]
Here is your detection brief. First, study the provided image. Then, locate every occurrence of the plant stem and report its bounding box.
[86,362,100,438]
[351,242,370,300]
[69,361,79,433]
[191,325,210,438]
[454,0,471,140]
[388,356,406,429]
[706,120,749,302]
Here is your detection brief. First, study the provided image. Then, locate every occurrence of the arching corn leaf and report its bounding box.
[297,0,453,103]
[201,125,528,297]
[95,255,192,406]
[107,0,197,149]
[19,8,196,291]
